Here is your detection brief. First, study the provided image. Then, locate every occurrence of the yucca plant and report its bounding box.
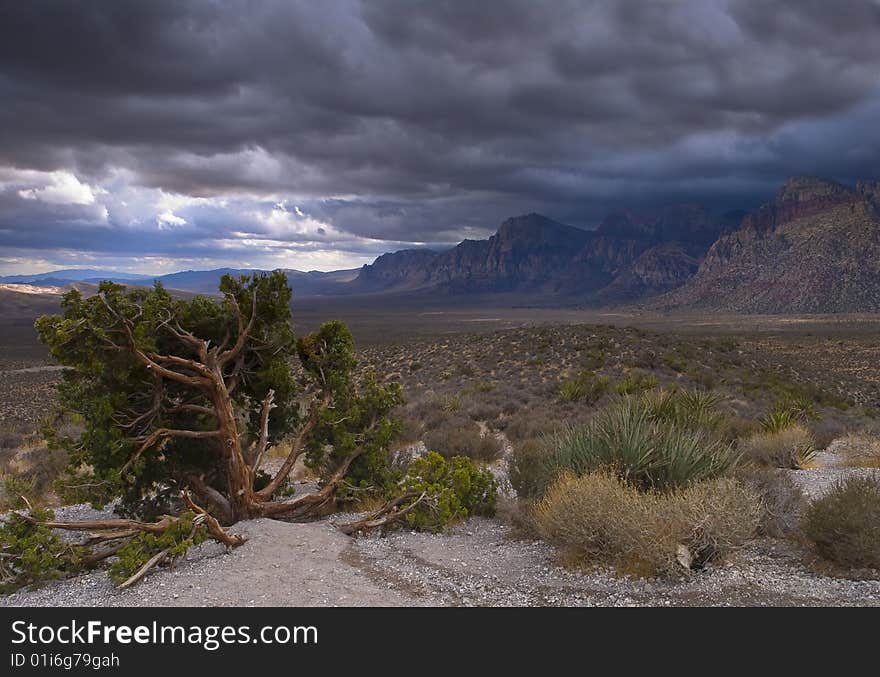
[538,394,738,494]
[639,388,725,432]
[556,372,609,404]
[760,409,797,433]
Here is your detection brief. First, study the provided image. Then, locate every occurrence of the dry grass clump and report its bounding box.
[531,471,760,576]
[738,424,817,469]
[803,475,880,569]
[423,420,502,461]
[736,467,807,537]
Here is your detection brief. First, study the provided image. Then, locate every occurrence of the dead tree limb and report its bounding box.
[254,392,330,500]
[247,389,275,472]
[337,491,427,535]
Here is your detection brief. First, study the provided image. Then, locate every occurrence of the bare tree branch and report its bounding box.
[121,428,222,474]
[158,311,209,362]
[254,392,330,500]
[337,491,426,535]
[248,389,276,473]
[99,293,214,388]
[218,287,257,366]
[182,474,235,526]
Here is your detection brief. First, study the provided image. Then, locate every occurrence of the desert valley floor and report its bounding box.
[2,305,880,606]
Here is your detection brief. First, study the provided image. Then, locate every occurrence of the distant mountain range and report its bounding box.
[4,175,879,313]
[349,207,739,301]
[0,267,359,297]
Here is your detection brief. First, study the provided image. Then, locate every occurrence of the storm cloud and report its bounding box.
[1,0,879,273]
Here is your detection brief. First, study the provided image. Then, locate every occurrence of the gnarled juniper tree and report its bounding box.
[35,272,401,524]
[0,273,495,591]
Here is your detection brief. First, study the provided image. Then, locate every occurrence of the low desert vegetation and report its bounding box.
[736,467,807,538]
[826,432,880,468]
[422,420,502,461]
[512,391,737,499]
[739,424,817,469]
[803,476,880,570]
[4,305,880,593]
[531,471,760,576]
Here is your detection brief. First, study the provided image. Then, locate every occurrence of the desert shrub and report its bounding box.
[661,353,688,373]
[0,443,68,510]
[0,427,26,451]
[761,396,821,434]
[614,372,658,396]
[760,409,797,434]
[503,408,560,444]
[557,372,610,404]
[392,413,423,445]
[686,368,717,391]
[509,438,548,499]
[739,425,816,469]
[539,397,737,495]
[401,452,497,531]
[467,402,502,422]
[631,349,659,369]
[423,421,502,461]
[0,476,40,511]
[580,349,606,370]
[531,471,760,576]
[736,467,807,537]
[803,475,880,569]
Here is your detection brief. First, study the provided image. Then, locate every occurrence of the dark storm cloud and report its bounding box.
[1,0,880,271]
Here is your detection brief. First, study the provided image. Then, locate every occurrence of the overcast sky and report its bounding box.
[2,0,880,274]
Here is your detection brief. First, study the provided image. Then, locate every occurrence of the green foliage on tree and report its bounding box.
[0,506,83,594]
[108,511,208,584]
[33,272,402,524]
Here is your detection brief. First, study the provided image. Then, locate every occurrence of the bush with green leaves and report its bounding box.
[108,511,208,584]
[761,396,819,434]
[803,476,880,569]
[401,452,497,531]
[639,388,725,432]
[0,507,83,594]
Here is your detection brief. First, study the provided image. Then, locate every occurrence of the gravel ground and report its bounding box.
[4,504,878,607]
[347,517,880,607]
[1,511,426,607]
[788,468,880,500]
